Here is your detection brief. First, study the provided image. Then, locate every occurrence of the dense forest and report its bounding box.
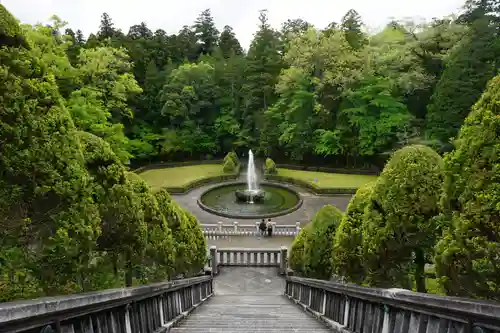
[7,0,498,168]
[1,0,500,301]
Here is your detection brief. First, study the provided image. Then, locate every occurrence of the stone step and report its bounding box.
[170,295,331,333]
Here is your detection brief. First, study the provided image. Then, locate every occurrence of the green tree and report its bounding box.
[288,225,311,275]
[341,9,367,50]
[434,75,500,300]
[0,5,102,296]
[362,145,444,292]
[425,16,499,148]
[303,205,343,279]
[193,9,219,56]
[219,25,243,58]
[332,183,374,283]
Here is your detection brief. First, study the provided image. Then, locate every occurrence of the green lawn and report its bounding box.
[277,169,377,189]
[139,164,225,191]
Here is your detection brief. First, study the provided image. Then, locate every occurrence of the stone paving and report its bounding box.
[172,180,353,226]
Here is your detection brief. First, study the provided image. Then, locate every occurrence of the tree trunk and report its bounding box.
[414,248,426,293]
[125,251,133,287]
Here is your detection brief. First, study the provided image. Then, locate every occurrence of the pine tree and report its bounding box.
[98,12,116,40]
[193,9,219,56]
[341,9,367,50]
[219,25,243,58]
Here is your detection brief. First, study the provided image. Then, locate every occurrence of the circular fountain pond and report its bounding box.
[198,182,302,219]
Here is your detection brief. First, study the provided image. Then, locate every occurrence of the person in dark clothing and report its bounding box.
[259,219,267,236]
[267,218,273,237]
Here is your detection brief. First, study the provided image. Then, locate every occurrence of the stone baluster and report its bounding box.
[280,246,288,275]
[210,246,218,275]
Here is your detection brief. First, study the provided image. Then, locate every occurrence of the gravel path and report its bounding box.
[172,179,352,226]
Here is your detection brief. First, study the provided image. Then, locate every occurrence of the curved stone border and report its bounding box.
[264,174,358,195]
[197,181,303,220]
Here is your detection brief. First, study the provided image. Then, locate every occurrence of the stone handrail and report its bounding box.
[201,222,301,237]
[0,275,213,333]
[207,246,288,276]
[285,276,500,333]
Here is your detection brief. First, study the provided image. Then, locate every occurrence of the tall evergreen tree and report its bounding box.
[218,25,243,58]
[425,15,499,147]
[97,12,116,41]
[341,9,367,50]
[242,10,283,148]
[193,9,219,56]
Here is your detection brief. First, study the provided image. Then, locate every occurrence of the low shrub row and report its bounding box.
[275,163,379,176]
[134,160,224,174]
[165,173,240,194]
[264,174,358,195]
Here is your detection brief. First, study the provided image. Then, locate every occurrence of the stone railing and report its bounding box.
[207,246,288,276]
[0,276,213,333]
[285,276,500,333]
[201,222,301,239]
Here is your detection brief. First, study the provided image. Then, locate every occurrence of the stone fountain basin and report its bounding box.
[234,189,265,202]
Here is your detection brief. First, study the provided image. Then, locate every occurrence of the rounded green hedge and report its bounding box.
[264,158,277,175]
[303,204,343,280]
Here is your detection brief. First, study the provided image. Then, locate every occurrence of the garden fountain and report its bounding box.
[235,150,265,203]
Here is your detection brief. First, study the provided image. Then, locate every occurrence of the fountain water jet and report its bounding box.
[235,149,265,203]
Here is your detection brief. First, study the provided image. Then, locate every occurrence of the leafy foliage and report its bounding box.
[332,183,374,283]
[362,145,444,291]
[303,205,343,279]
[434,75,500,300]
[264,158,277,175]
[288,225,311,275]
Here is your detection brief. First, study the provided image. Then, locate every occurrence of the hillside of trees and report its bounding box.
[6,0,496,168]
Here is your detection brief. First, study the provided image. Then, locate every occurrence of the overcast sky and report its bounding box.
[2,0,464,49]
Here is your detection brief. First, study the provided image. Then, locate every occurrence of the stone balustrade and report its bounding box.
[201,221,301,239]
[0,276,213,333]
[207,246,288,276]
[285,276,500,333]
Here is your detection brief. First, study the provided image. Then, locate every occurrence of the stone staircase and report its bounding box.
[171,295,331,332]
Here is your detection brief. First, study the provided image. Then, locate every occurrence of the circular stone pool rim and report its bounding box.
[197,181,303,219]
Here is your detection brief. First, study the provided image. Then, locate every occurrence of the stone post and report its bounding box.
[210,246,218,276]
[295,222,301,235]
[272,221,277,235]
[280,246,288,275]
[217,221,223,232]
[255,221,260,235]
[233,221,238,232]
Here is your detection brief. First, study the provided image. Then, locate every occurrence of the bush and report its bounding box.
[303,205,343,280]
[223,156,237,173]
[155,189,206,277]
[289,225,311,275]
[434,75,500,300]
[224,151,239,166]
[362,145,444,292]
[264,158,277,175]
[332,182,374,283]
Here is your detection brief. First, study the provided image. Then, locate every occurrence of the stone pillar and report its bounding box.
[255,221,260,235]
[210,246,218,276]
[295,222,301,235]
[217,221,223,232]
[233,221,238,232]
[279,246,288,275]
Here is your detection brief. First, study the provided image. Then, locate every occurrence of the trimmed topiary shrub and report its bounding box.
[362,145,444,292]
[223,156,237,173]
[264,157,277,175]
[434,75,500,300]
[303,205,343,280]
[224,151,239,166]
[332,182,374,283]
[288,224,311,275]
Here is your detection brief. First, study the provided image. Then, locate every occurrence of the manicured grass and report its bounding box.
[277,169,377,189]
[139,164,226,191]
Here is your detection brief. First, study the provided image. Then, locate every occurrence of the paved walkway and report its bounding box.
[172,180,352,226]
[171,267,331,332]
